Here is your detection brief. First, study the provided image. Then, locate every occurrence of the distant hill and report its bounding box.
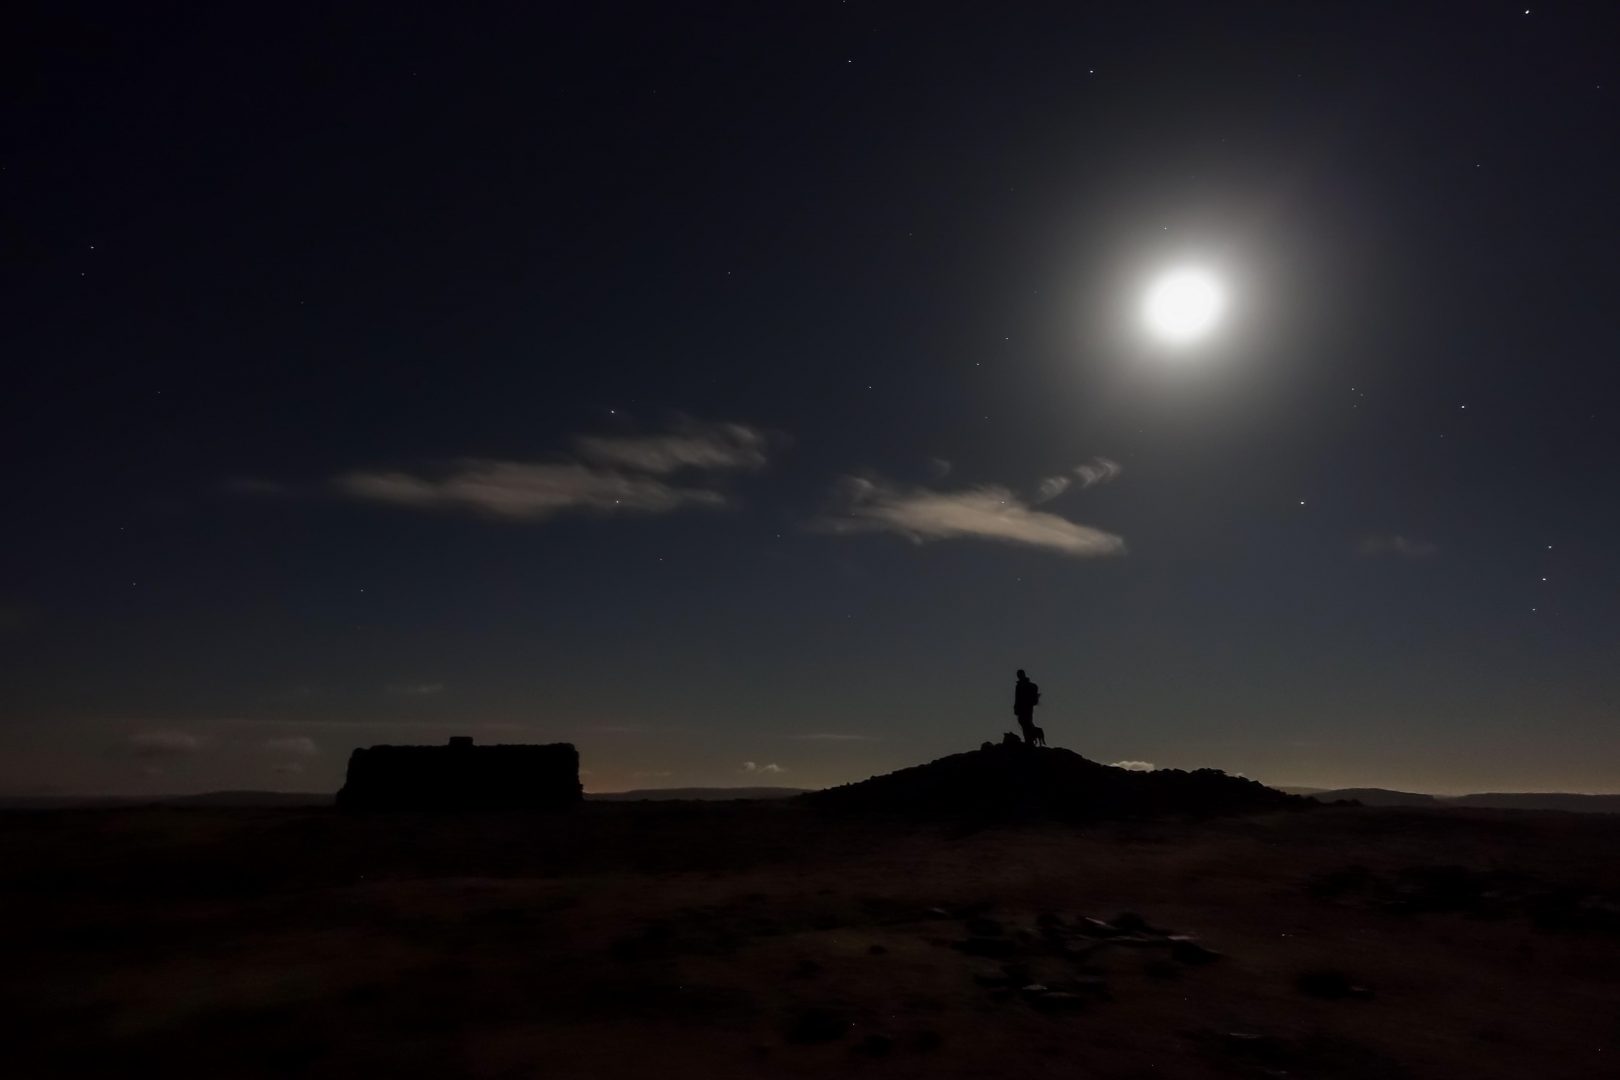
[8,785,1616,814]
[0,791,334,809]
[1447,792,1620,813]
[1,788,806,808]
[1300,787,1439,807]
[587,786,808,801]
[1280,787,1620,813]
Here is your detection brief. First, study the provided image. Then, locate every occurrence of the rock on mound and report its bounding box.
[805,743,1311,821]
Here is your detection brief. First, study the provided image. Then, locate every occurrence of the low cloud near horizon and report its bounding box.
[1110,760,1155,771]
[330,419,770,522]
[785,733,878,742]
[124,730,202,758]
[742,761,786,775]
[814,476,1125,558]
[387,682,446,697]
[262,736,319,757]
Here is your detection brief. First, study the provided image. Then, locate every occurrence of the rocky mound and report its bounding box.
[805,742,1312,821]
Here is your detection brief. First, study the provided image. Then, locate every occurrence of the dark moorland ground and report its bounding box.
[4,801,1619,1078]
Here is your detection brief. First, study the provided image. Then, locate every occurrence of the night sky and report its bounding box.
[5,3,1618,796]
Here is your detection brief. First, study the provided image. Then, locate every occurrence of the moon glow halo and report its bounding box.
[1142,267,1225,345]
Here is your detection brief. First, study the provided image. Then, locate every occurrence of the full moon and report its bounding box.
[1142,267,1225,344]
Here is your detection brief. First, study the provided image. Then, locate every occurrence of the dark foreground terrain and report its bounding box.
[4,801,1619,1078]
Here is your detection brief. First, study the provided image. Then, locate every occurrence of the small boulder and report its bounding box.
[1030,991,1087,1013]
[1112,911,1154,933]
[785,1007,851,1044]
[953,937,1016,957]
[1062,975,1111,998]
[1295,968,1372,1000]
[855,1033,894,1057]
[1170,938,1223,965]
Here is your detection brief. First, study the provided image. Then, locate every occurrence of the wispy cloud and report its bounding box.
[1357,534,1437,559]
[386,682,446,697]
[1034,475,1072,503]
[1074,457,1123,488]
[574,420,768,475]
[332,419,770,522]
[1034,457,1121,503]
[742,761,786,775]
[630,769,674,779]
[1110,760,1155,771]
[272,761,306,775]
[262,736,319,757]
[124,730,202,758]
[785,733,879,742]
[814,477,1125,558]
[335,461,730,520]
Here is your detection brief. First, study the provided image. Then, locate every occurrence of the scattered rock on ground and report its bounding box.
[785,1007,852,1044]
[855,1033,894,1057]
[1296,968,1374,1000]
[1029,990,1088,1013]
[910,1030,944,1052]
[1170,938,1223,965]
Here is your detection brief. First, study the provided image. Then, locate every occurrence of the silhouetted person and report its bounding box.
[1014,669,1043,746]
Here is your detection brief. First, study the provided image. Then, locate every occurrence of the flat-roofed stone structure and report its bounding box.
[337,737,581,810]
